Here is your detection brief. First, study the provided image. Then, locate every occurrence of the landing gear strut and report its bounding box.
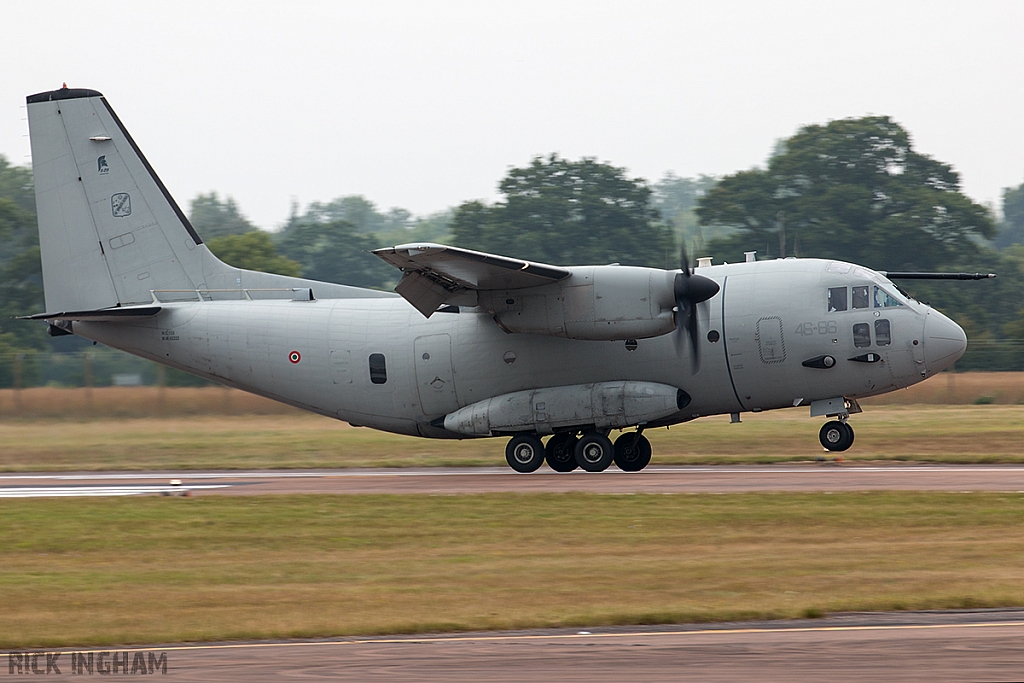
[819,420,855,452]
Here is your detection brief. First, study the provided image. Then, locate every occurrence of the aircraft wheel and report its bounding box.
[506,434,546,473]
[545,433,579,472]
[575,432,614,472]
[819,421,854,452]
[613,433,652,472]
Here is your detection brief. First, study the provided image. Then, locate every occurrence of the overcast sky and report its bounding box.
[3,1,1022,230]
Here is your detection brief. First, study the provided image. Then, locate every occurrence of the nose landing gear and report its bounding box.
[819,420,855,452]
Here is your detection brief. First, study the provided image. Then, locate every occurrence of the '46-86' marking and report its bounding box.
[794,321,837,336]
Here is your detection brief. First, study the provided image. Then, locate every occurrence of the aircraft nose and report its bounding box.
[923,309,967,373]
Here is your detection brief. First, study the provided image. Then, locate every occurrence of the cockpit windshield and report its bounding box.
[825,261,914,312]
[873,286,903,308]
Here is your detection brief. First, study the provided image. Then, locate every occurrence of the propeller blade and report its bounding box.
[672,246,719,372]
[685,299,700,370]
[680,240,691,276]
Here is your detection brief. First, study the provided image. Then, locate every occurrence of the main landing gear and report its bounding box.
[505,430,653,473]
[819,420,855,452]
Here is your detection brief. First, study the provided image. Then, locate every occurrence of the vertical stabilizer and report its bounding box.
[27,87,395,311]
[27,88,207,311]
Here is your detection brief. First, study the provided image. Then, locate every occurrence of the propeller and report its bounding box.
[673,242,720,371]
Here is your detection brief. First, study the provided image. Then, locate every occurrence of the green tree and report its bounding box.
[301,195,388,234]
[451,154,676,268]
[276,220,394,288]
[207,231,302,277]
[188,192,257,240]
[651,173,720,253]
[993,182,1024,248]
[376,208,454,249]
[0,157,45,352]
[697,116,996,270]
[0,156,36,214]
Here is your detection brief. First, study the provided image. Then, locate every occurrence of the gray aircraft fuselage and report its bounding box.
[75,256,962,439]
[21,86,968,461]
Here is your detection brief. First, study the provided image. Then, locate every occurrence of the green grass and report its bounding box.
[4,405,1024,471]
[3,492,1024,647]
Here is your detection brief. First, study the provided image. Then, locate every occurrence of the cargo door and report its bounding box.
[414,334,459,417]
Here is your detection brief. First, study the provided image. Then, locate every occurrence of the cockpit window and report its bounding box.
[852,286,870,309]
[828,287,848,312]
[873,286,903,308]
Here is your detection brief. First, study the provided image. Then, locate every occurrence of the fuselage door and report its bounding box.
[414,334,459,417]
[756,316,786,364]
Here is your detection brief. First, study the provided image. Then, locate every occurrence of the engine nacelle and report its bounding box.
[478,265,678,341]
[442,380,690,436]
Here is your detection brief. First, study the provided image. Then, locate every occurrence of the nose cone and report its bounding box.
[924,310,967,373]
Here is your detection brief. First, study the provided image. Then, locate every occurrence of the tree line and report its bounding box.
[3,114,1024,386]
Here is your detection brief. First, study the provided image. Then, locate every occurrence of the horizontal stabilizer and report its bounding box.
[19,305,161,322]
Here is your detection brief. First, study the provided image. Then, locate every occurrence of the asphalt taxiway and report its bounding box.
[4,463,1024,497]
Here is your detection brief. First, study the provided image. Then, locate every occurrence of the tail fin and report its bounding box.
[26,87,387,311]
[27,87,214,311]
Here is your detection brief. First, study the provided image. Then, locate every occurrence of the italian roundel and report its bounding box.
[288,351,301,364]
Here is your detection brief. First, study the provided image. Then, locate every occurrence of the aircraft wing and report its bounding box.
[373,243,570,316]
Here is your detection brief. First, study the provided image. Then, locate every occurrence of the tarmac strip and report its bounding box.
[4,464,1024,496]
[8,610,1024,682]
[0,484,229,498]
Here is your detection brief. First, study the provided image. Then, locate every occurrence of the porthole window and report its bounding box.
[368,353,387,384]
[875,319,891,346]
[853,323,871,348]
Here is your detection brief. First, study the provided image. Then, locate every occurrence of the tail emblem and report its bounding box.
[111,193,131,217]
[97,155,109,174]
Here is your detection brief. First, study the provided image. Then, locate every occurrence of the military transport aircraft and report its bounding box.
[21,86,989,473]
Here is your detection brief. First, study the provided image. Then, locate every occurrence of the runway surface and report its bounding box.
[4,463,1024,497]
[9,610,1024,681]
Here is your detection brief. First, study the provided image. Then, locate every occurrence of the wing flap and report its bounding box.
[373,243,570,316]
